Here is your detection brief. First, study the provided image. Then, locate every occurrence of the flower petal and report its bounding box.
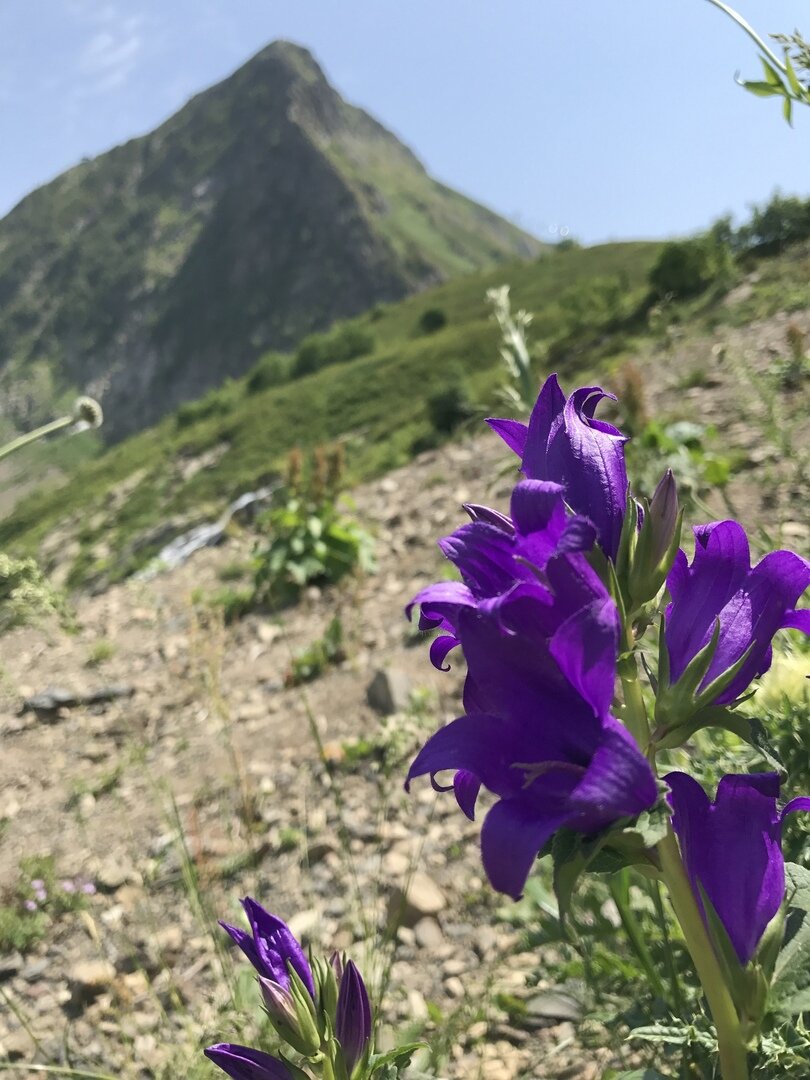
[480,796,569,899]
[485,417,529,458]
[204,1044,292,1080]
[549,596,619,720]
[453,769,482,820]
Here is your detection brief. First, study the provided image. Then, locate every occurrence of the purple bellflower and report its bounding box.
[487,373,629,559]
[221,900,320,1055]
[335,959,372,1075]
[221,898,315,999]
[667,772,810,966]
[407,487,657,897]
[664,521,810,706]
[204,1044,294,1080]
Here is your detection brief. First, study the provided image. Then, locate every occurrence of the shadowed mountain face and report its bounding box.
[0,41,540,440]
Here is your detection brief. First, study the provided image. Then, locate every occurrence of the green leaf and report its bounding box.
[785,864,810,913]
[551,829,588,928]
[784,94,794,125]
[772,912,810,1014]
[784,51,803,95]
[761,57,786,87]
[368,1043,425,1076]
[742,80,786,98]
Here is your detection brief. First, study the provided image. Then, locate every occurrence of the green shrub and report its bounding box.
[418,307,447,334]
[254,494,374,607]
[253,446,375,608]
[175,380,240,428]
[0,553,63,631]
[738,193,810,254]
[291,324,375,379]
[245,352,290,394]
[427,369,475,434]
[648,237,732,300]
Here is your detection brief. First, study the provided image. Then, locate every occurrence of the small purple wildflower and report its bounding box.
[487,373,630,559]
[81,881,96,895]
[221,898,315,999]
[60,879,76,893]
[667,771,810,965]
[23,899,37,912]
[665,520,810,705]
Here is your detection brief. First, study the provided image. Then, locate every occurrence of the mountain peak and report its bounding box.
[0,42,541,440]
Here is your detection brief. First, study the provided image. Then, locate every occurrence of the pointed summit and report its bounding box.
[0,41,541,439]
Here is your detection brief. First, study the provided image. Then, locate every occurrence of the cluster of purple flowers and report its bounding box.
[407,372,810,967]
[206,898,372,1080]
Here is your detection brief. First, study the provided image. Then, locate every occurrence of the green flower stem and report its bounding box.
[0,414,74,463]
[657,830,749,1080]
[609,870,667,1001]
[704,0,785,72]
[620,648,748,1079]
[618,625,650,750]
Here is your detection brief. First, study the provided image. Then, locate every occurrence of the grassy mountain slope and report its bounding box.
[0,240,662,584]
[5,232,809,592]
[0,41,540,442]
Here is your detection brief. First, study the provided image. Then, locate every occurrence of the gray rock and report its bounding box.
[414,917,444,949]
[388,871,446,928]
[524,991,582,1024]
[366,668,412,715]
[68,959,116,1006]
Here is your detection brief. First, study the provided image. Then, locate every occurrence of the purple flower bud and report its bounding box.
[335,960,371,1076]
[647,469,679,567]
[204,1043,293,1080]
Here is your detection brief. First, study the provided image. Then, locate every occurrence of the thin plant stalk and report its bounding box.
[621,648,749,1080]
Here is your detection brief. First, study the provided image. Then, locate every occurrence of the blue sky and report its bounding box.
[0,1,808,243]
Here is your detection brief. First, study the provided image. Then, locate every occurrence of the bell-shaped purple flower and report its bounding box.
[667,772,810,966]
[487,373,629,559]
[407,583,658,899]
[664,521,810,706]
[408,479,604,693]
[335,959,372,1076]
[204,1044,294,1080]
[220,898,315,999]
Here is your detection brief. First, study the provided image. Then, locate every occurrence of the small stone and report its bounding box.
[287,909,319,942]
[525,991,582,1024]
[444,976,465,999]
[388,872,446,928]
[68,959,116,1006]
[413,917,444,949]
[366,668,412,716]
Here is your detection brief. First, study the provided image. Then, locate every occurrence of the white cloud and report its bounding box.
[72,3,146,96]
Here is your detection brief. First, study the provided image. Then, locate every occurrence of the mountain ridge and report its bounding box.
[0,40,540,441]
